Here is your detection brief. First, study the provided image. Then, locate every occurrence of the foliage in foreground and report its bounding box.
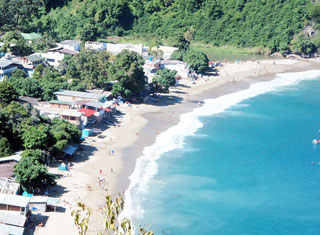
[8,67,86,101]
[64,49,147,99]
[72,194,154,235]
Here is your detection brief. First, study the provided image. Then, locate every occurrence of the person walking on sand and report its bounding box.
[99,169,102,175]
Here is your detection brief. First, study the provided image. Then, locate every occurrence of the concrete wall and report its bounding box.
[56,95,97,102]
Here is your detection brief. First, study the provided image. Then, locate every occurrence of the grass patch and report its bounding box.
[99,35,270,56]
[190,43,270,55]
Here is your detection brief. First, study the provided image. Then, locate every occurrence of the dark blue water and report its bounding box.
[136,79,320,234]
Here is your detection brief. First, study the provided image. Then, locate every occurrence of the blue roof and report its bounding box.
[63,145,77,155]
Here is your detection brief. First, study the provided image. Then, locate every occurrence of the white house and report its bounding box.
[40,52,63,67]
[0,61,18,81]
[39,47,78,67]
[59,40,81,51]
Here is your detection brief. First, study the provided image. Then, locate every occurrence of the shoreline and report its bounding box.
[36,59,320,234]
[116,59,320,196]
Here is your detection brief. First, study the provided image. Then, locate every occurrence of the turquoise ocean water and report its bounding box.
[122,70,320,234]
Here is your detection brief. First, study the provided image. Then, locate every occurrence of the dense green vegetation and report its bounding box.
[1,0,318,54]
[0,98,81,158]
[14,150,56,192]
[8,66,86,101]
[171,49,209,73]
[0,82,81,191]
[64,49,147,98]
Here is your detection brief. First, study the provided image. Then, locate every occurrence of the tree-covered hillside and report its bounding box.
[1,0,318,53]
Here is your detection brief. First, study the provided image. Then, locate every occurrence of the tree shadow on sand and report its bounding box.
[71,145,98,163]
[47,184,68,198]
[171,90,187,94]
[145,95,183,107]
[176,83,191,89]
[24,214,49,235]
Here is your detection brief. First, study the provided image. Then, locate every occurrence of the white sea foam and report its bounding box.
[120,70,320,231]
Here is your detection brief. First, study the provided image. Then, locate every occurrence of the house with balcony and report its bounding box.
[12,54,45,77]
[0,194,31,235]
[39,46,79,67]
[0,61,18,81]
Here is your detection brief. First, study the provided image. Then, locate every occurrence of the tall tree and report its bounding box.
[151,68,177,93]
[109,50,146,98]
[14,154,56,193]
[0,81,19,105]
[22,125,49,149]
[0,137,12,158]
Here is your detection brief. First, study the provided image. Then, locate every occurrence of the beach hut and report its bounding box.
[29,197,48,212]
[63,145,77,156]
[82,129,92,138]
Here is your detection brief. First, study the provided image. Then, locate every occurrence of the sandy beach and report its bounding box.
[35,58,320,234]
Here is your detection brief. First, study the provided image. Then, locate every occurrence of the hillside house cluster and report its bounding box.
[0,30,184,84]
[0,150,62,234]
[0,188,60,234]
[36,89,115,129]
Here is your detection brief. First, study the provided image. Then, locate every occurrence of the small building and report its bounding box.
[60,110,83,127]
[39,47,79,67]
[16,54,46,77]
[85,101,106,122]
[78,108,97,126]
[60,40,81,51]
[0,194,30,216]
[0,61,18,81]
[1,55,44,77]
[54,90,107,102]
[0,212,27,235]
[26,54,45,67]
[39,50,64,67]
[29,196,49,212]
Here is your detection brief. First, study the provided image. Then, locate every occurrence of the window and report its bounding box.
[70,116,76,120]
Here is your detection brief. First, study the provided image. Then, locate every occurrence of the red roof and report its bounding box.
[106,37,120,41]
[78,108,96,117]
